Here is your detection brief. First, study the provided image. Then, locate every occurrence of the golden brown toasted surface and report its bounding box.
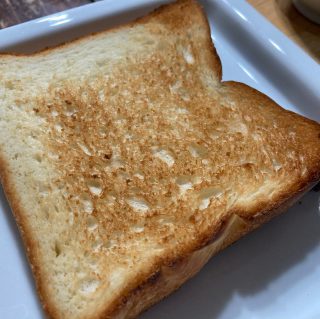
[0,1,319,319]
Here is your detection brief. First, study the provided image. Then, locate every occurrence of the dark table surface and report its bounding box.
[0,0,94,29]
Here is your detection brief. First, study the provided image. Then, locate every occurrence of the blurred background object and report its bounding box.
[293,0,320,24]
[248,0,320,63]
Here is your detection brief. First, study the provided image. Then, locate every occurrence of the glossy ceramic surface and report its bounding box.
[0,1,319,318]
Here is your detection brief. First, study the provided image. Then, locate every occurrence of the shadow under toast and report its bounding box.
[141,192,320,319]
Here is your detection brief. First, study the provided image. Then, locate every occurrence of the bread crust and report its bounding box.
[0,1,319,319]
[107,181,316,319]
[1,151,318,319]
[0,156,51,314]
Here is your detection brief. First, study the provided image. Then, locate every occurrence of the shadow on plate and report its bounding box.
[142,192,320,319]
[0,186,38,297]
[0,2,319,318]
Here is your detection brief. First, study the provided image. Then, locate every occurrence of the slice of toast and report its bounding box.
[0,1,319,318]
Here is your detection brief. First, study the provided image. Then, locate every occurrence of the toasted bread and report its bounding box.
[0,1,319,318]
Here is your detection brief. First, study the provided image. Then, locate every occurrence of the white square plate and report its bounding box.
[0,1,319,318]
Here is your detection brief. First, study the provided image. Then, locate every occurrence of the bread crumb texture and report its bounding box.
[0,1,319,318]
